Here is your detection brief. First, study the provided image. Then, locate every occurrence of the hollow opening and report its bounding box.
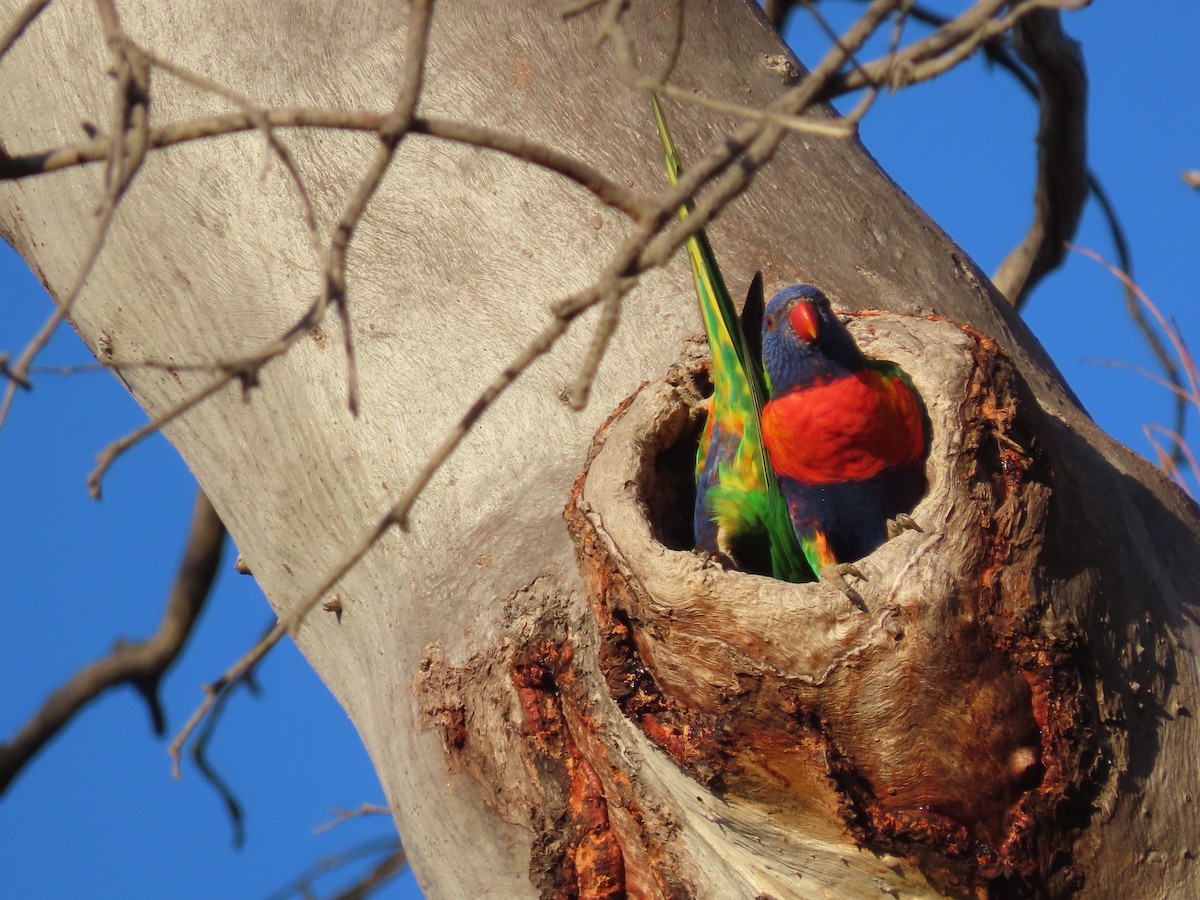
[644,383,706,554]
[641,351,933,579]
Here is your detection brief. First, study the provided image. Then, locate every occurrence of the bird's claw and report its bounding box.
[695,546,738,571]
[886,513,923,539]
[819,563,867,611]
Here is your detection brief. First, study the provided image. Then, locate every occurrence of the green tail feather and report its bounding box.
[652,95,811,584]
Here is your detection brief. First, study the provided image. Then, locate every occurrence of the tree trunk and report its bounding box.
[3,1,1197,896]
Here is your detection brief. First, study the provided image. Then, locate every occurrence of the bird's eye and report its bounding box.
[764,314,776,331]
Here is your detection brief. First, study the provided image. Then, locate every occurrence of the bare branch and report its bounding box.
[646,81,855,137]
[322,0,433,416]
[0,490,225,796]
[315,804,391,835]
[138,47,320,253]
[189,622,270,848]
[89,286,346,497]
[1085,177,1189,465]
[265,836,404,900]
[333,848,408,900]
[1143,424,1199,501]
[0,0,51,60]
[169,617,286,778]
[565,283,627,410]
[88,373,230,498]
[992,10,1088,308]
[170,0,904,753]
[0,112,649,217]
[190,683,247,849]
[0,0,151,430]
[863,1,1186,464]
[819,0,1089,100]
[1070,244,1200,410]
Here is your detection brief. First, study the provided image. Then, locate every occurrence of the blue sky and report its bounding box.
[1,253,415,896]
[2,4,1197,898]
[785,3,1200,494]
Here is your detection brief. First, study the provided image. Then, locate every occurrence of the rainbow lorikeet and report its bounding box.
[651,97,810,583]
[760,285,927,576]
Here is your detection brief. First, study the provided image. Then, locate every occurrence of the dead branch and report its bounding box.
[321,0,434,416]
[189,626,269,849]
[172,0,1022,758]
[1086,177,1189,464]
[315,804,391,835]
[0,0,49,59]
[819,0,1089,99]
[1071,243,1200,419]
[1,1,1109,824]
[992,10,1088,308]
[138,47,320,254]
[0,0,150,428]
[332,849,408,900]
[854,0,1187,464]
[0,111,648,217]
[264,836,405,900]
[0,489,225,795]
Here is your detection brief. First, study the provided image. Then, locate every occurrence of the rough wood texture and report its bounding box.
[3,1,1199,896]
[569,316,1060,894]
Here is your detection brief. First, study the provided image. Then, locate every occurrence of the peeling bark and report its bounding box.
[4,1,1200,897]
[564,311,1198,896]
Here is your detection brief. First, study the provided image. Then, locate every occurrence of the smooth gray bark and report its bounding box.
[2,1,1197,896]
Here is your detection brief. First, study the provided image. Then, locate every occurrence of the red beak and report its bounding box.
[789,302,820,342]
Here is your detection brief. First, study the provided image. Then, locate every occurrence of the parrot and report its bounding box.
[651,96,811,583]
[759,284,928,578]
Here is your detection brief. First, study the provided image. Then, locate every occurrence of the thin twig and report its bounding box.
[169,616,286,778]
[1081,358,1197,406]
[189,622,270,848]
[0,0,151,430]
[333,848,408,900]
[565,281,631,409]
[88,284,345,496]
[137,47,320,252]
[1144,425,1198,502]
[0,0,51,59]
[0,111,649,217]
[1071,244,1200,476]
[857,0,1184,462]
[88,374,230,498]
[314,804,391,835]
[993,10,1088,308]
[1070,244,1200,407]
[322,0,434,416]
[265,836,404,900]
[639,80,855,138]
[818,0,1089,100]
[0,490,224,795]
[1087,176,1187,463]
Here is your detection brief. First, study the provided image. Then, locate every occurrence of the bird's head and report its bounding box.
[761,285,863,394]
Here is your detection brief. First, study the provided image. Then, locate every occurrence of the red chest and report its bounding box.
[762,370,924,484]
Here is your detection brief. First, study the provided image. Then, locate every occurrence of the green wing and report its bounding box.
[652,95,810,583]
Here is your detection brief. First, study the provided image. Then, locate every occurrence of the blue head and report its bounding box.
[761,285,864,395]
